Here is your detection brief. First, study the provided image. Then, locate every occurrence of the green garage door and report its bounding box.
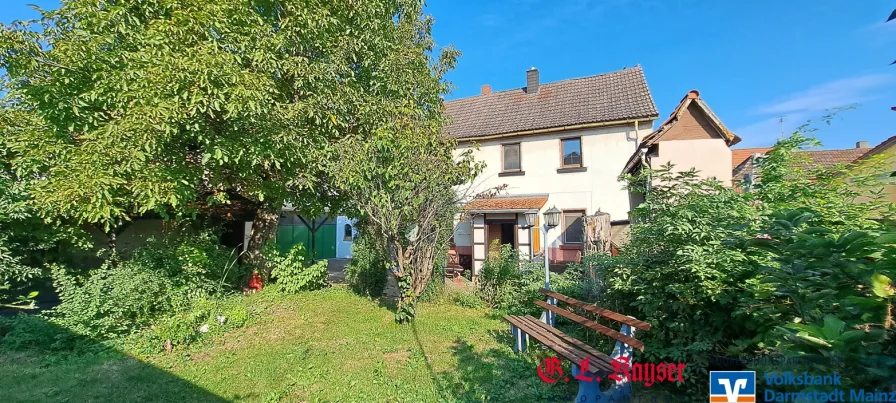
[276,223,336,259]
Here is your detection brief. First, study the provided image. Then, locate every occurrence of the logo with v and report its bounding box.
[709,371,755,403]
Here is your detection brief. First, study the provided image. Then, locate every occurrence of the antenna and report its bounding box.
[778,116,786,139]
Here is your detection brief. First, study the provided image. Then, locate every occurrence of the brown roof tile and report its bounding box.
[444,66,659,140]
[797,149,870,169]
[732,147,772,170]
[464,195,549,211]
[731,146,872,173]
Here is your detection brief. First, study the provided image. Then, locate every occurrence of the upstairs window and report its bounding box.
[561,138,582,168]
[502,143,521,172]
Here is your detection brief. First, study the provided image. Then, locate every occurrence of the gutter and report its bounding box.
[455,117,658,143]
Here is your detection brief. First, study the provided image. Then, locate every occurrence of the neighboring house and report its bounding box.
[731,141,874,190]
[620,90,741,207]
[447,66,660,275]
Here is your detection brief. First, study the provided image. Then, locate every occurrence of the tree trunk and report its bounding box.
[246,207,281,280]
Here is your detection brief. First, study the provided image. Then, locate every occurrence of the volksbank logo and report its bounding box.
[710,371,756,403]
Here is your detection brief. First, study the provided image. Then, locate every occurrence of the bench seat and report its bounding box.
[504,314,615,373]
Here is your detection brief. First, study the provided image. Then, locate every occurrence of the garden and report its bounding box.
[0,1,894,402]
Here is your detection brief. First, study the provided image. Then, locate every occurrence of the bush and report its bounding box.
[269,243,328,293]
[48,231,240,338]
[478,242,522,307]
[345,232,389,298]
[127,294,254,354]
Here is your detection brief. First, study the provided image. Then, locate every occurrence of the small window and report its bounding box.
[343,224,353,241]
[563,211,585,244]
[561,138,582,168]
[502,143,521,172]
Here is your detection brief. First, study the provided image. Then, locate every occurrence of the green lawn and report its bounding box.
[1,286,577,402]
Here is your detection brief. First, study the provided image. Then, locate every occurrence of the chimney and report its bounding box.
[856,141,869,149]
[526,67,539,94]
[481,84,491,95]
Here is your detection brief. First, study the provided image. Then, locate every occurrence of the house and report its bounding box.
[446,66,659,276]
[620,89,741,201]
[731,141,874,189]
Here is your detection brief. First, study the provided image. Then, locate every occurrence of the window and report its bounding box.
[562,210,585,244]
[343,224,353,241]
[561,138,582,168]
[502,143,521,172]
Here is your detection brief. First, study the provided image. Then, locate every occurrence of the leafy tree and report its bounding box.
[0,0,448,275]
[332,117,482,322]
[0,111,88,308]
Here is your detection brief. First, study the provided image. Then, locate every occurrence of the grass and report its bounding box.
[1,286,578,402]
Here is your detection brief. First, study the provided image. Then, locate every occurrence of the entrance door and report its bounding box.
[486,221,517,256]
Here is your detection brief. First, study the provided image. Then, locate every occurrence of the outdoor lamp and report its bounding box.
[523,210,538,229]
[543,206,561,228]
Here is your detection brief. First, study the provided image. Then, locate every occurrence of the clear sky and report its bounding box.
[3,1,895,150]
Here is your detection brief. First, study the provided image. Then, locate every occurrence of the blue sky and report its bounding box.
[4,1,895,149]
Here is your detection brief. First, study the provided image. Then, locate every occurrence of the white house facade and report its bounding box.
[445,66,660,276]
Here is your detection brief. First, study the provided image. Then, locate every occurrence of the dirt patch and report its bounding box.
[383,350,411,365]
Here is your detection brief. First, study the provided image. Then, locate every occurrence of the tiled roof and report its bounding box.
[732,147,772,170]
[797,149,870,169]
[444,66,659,140]
[464,195,549,211]
[731,147,871,173]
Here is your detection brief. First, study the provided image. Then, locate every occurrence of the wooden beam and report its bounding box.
[538,289,652,331]
[535,300,645,351]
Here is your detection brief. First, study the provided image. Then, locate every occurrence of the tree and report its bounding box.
[332,120,483,322]
[0,0,447,276]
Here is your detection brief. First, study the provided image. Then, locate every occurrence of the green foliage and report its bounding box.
[0,0,461,231]
[600,130,896,396]
[130,294,254,354]
[394,275,416,324]
[345,229,389,298]
[476,242,584,315]
[48,231,240,338]
[478,242,523,308]
[0,127,89,306]
[419,260,447,303]
[269,243,328,293]
[737,210,895,390]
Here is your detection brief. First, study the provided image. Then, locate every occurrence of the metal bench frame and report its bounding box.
[505,288,651,403]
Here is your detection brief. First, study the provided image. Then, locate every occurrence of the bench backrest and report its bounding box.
[537,288,650,352]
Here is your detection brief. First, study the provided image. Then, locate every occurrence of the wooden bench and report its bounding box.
[504,288,651,402]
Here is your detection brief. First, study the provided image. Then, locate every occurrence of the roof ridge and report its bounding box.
[444,66,641,104]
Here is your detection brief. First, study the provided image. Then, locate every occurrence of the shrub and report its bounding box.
[128,294,254,354]
[269,243,328,293]
[345,232,389,298]
[478,242,522,307]
[48,231,240,338]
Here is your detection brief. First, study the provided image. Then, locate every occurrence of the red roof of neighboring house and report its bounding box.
[732,147,772,170]
[731,145,876,172]
[463,195,548,211]
[797,149,871,169]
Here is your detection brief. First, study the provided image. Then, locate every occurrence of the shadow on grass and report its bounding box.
[431,331,577,403]
[0,315,228,403]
